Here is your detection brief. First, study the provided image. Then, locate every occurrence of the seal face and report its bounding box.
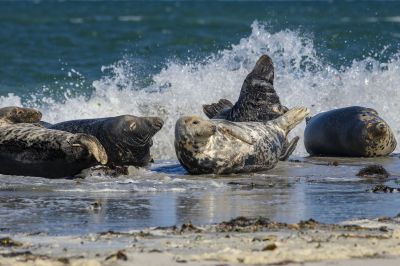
[175,107,309,175]
[45,115,164,166]
[0,106,42,124]
[0,106,107,178]
[202,55,296,160]
[304,106,397,157]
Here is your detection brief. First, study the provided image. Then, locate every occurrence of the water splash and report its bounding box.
[2,21,400,159]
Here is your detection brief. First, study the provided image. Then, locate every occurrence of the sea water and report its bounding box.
[1,1,400,235]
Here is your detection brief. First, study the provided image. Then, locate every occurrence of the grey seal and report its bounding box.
[175,107,309,175]
[202,55,297,161]
[0,106,107,178]
[304,106,397,157]
[44,115,164,167]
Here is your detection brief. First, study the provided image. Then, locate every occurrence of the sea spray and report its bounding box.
[1,21,400,159]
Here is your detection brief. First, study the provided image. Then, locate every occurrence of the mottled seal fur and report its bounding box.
[175,107,309,174]
[0,106,107,178]
[202,55,297,161]
[304,106,396,157]
[45,115,164,167]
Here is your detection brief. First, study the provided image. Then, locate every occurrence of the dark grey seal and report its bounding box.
[304,106,397,157]
[175,107,309,175]
[202,54,296,160]
[45,115,164,167]
[0,106,107,178]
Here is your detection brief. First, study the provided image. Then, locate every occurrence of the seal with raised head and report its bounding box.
[45,115,164,167]
[0,106,108,178]
[304,106,397,157]
[202,55,297,161]
[175,107,309,174]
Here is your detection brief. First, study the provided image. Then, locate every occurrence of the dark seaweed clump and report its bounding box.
[356,164,389,178]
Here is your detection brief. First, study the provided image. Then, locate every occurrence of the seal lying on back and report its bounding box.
[0,106,107,178]
[175,107,309,175]
[304,106,396,157]
[45,115,164,167]
[202,55,297,160]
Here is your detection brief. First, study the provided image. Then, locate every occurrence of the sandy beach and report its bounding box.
[2,215,400,266]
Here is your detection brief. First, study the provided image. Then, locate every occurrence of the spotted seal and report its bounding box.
[304,106,397,157]
[175,107,309,174]
[44,115,164,167]
[0,106,107,178]
[202,55,297,161]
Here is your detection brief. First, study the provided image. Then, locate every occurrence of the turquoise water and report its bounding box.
[1,1,400,98]
[2,1,400,235]
[2,1,400,158]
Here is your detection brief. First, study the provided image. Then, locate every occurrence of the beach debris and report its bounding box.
[0,237,22,247]
[356,164,389,178]
[57,257,70,264]
[105,250,128,261]
[367,184,400,193]
[262,243,277,251]
[180,222,202,233]
[89,201,102,211]
[1,251,32,258]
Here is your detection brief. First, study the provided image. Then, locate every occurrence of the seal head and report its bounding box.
[0,106,42,124]
[46,115,164,166]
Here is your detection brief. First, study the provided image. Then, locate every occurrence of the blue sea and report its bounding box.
[1,1,400,235]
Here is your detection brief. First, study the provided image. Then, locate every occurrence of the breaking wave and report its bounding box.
[2,21,400,159]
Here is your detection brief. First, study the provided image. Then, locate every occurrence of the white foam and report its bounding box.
[2,21,400,159]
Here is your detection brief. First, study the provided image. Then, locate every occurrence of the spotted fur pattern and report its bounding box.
[175,107,309,174]
[0,122,107,178]
[202,55,296,160]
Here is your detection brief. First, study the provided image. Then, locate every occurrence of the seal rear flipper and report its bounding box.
[274,107,310,133]
[252,54,274,83]
[74,134,108,165]
[202,99,233,119]
[279,136,299,161]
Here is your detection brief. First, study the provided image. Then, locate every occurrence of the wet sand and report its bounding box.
[2,216,400,265]
[1,156,400,265]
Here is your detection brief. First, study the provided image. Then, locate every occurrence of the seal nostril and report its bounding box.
[152,118,164,130]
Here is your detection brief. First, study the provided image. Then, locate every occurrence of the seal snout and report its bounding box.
[368,121,387,137]
[149,117,164,131]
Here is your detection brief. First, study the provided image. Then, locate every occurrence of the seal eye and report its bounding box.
[192,121,199,125]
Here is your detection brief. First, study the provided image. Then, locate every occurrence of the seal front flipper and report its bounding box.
[73,134,108,165]
[279,136,299,161]
[217,122,255,145]
[202,99,233,119]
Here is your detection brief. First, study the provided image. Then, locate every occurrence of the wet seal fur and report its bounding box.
[304,106,397,157]
[44,115,164,167]
[202,55,297,161]
[175,107,309,174]
[0,106,107,178]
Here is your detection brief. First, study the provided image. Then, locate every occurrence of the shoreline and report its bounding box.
[2,215,400,266]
